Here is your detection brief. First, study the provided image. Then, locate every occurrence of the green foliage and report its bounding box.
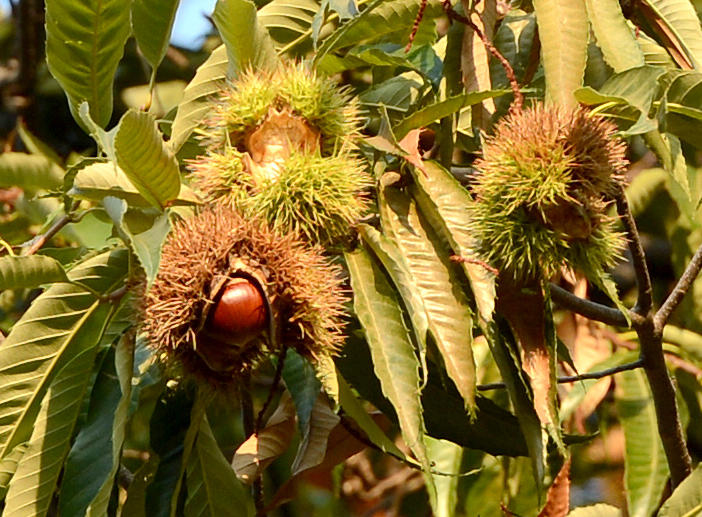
[4,0,702,514]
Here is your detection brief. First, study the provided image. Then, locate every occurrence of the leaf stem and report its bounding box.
[476,359,644,391]
[21,200,80,256]
[654,243,702,329]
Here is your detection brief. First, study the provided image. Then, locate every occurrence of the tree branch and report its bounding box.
[22,212,73,255]
[549,283,635,327]
[476,359,644,391]
[655,243,702,329]
[616,187,653,317]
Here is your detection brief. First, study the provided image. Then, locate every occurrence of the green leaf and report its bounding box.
[0,153,64,191]
[282,349,321,433]
[533,0,588,107]
[0,255,68,290]
[290,395,340,474]
[626,167,668,216]
[314,354,339,404]
[616,369,669,517]
[131,0,181,72]
[45,0,130,128]
[658,464,702,516]
[585,0,645,72]
[58,335,134,517]
[212,0,280,80]
[424,436,462,517]
[345,247,433,493]
[393,90,510,139]
[378,186,476,411]
[258,0,318,50]
[640,0,702,69]
[3,345,102,516]
[0,248,129,462]
[184,416,253,517]
[359,75,423,113]
[114,110,181,210]
[408,161,496,323]
[0,444,27,500]
[567,504,622,517]
[169,45,228,152]
[336,373,412,462]
[314,0,440,66]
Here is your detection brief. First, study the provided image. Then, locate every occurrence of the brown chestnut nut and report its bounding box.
[210,278,267,336]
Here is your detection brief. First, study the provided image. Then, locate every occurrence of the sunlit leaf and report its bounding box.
[424,436,462,517]
[45,0,130,128]
[0,255,68,290]
[0,153,63,191]
[169,45,228,152]
[567,504,622,517]
[132,0,181,72]
[345,247,434,495]
[533,0,588,107]
[585,0,645,72]
[379,185,476,411]
[114,110,181,210]
[0,248,128,462]
[537,458,571,517]
[212,0,280,79]
[615,369,669,517]
[408,161,496,322]
[639,0,702,69]
[658,463,702,516]
[258,0,318,51]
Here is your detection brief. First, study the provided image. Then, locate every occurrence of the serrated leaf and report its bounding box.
[424,436,462,517]
[0,443,28,499]
[314,354,339,404]
[58,335,134,517]
[258,0,318,50]
[132,0,181,72]
[640,0,702,69]
[658,464,702,517]
[169,45,228,152]
[379,185,476,411]
[567,504,622,517]
[314,0,441,65]
[184,416,253,517]
[290,395,340,474]
[537,458,571,517]
[359,75,423,113]
[0,255,68,290]
[0,153,64,191]
[232,394,296,484]
[212,0,280,80]
[345,247,434,495]
[282,349,321,433]
[3,345,102,517]
[408,161,496,322]
[0,248,129,462]
[45,0,130,128]
[114,110,181,210]
[586,0,645,72]
[533,0,588,107]
[616,369,669,517]
[393,90,510,139]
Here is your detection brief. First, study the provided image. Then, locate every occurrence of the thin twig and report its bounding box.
[22,212,74,256]
[477,359,644,391]
[441,0,524,113]
[655,243,702,329]
[255,349,286,432]
[405,0,428,52]
[615,187,653,317]
[239,376,266,516]
[549,283,636,328]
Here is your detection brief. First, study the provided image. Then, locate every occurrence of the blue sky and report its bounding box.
[1,0,217,50]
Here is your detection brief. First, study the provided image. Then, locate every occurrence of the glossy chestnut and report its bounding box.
[210,278,268,336]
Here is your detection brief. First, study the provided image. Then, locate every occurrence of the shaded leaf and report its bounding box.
[658,463,702,516]
[345,247,434,494]
[58,334,134,517]
[585,0,645,72]
[232,394,296,484]
[408,161,496,322]
[538,458,571,517]
[424,436,462,517]
[3,345,103,516]
[282,349,321,433]
[290,395,340,474]
[0,255,68,290]
[212,0,280,80]
[169,45,228,152]
[184,416,253,517]
[359,75,423,113]
[132,0,181,72]
[45,0,130,128]
[533,0,588,107]
[616,369,669,517]
[379,185,476,411]
[0,249,129,461]
[114,110,181,210]
[0,153,63,191]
